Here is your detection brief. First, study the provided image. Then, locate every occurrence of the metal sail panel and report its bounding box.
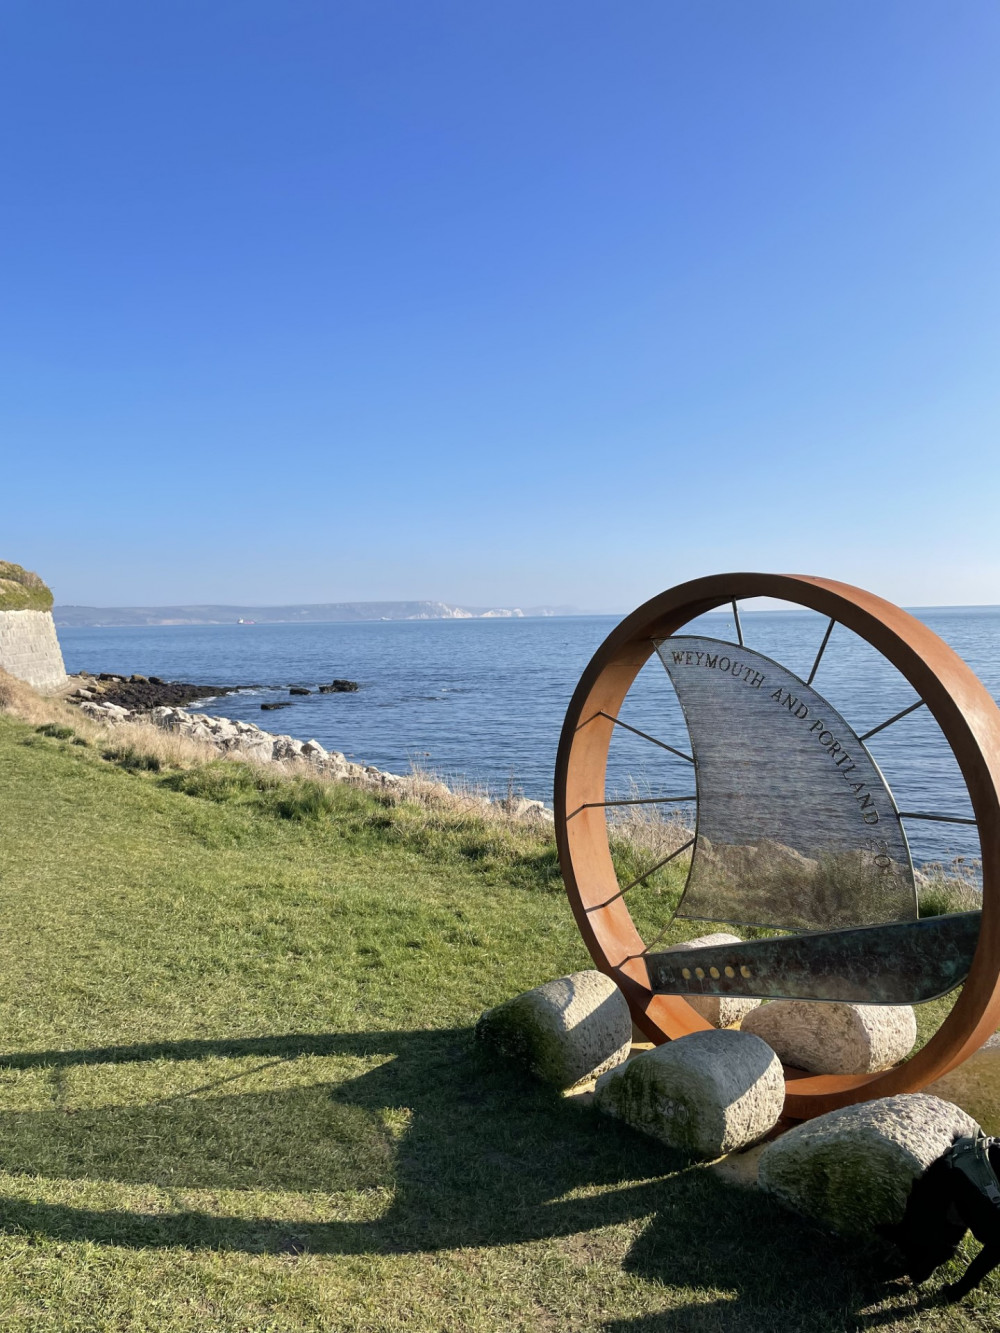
[656,636,917,932]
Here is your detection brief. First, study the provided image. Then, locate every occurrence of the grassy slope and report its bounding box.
[0,716,993,1332]
[0,562,53,612]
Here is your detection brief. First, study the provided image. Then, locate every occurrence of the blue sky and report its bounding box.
[3,1,998,610]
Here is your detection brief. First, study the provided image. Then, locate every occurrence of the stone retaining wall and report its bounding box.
[0,610,68,693]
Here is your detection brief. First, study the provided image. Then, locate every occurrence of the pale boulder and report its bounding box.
[594,1028,784,1158]
[759,1093,978,1233]
[272,736,305,760]
[663,933,762,1029]
[476,971,631,1090]
[237,736,275,762]
[742,1000,916,1074]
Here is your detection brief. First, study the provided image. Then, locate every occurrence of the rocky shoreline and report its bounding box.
[67,671,361,712]
[70,679,554,826]
[68,671,245,711]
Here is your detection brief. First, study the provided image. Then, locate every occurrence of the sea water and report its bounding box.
[57,606,1000,870]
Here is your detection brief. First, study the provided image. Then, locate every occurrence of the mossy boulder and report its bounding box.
[594,1028,784,1158]
[0,562,53,612]
[476,971,631,1090]
[758,1093,978,1233]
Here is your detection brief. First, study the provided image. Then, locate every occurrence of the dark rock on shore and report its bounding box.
[67,671,357,714]
[68,675,243,711]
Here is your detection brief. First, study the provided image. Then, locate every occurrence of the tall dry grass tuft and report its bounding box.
[917,858,982,917]
[605,779,694,863]
[402,756,545,828]
[0,669,223,768]
[102,717,226,769]
[0,668,80,728]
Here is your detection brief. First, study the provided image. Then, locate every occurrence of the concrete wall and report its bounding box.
[0,609,67,693]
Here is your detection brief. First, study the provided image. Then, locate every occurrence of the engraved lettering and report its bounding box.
[662,636,900,847]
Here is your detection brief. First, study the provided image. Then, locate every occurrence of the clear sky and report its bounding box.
[3,1,998,610]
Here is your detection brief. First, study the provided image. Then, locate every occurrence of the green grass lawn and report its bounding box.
[0,714,994,1332]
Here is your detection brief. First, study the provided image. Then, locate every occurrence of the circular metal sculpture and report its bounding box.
[554,574,1000,1119]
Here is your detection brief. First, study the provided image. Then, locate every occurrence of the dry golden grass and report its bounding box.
[0,668,81,727]
[1,670,687,858]
[402,758,528,821]
[917,858,983,917]
[101,717,226,768]
[1,672,550,831]
[0,670,221,769]
[607,800,693,862]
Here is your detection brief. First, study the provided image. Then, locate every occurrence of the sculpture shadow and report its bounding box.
[0,1029,935,1326]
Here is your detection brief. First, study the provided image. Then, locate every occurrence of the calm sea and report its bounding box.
[58,607,1000,870]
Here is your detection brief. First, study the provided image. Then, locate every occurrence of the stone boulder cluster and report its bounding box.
[478,966,984,1249]
[74,695,555,821]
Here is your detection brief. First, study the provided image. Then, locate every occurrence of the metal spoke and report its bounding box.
[566,794,697,820]
[732,599,744,648]
[588,837,696,910]
[807,618,835,686]
[596,796,697,808]
[597,711,694,764]
[859,699,926,742]
[897,810,978,827]
[638,915,686,957]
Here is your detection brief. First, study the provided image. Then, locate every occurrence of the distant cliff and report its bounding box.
[53,600,583,628]
[0,562,67,692]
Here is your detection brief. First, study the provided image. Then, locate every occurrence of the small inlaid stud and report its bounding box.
[695,967,705,979]
[740,965,751,978]
[724,965,735,978]
[709,966,720,979]
[681,967,691,979]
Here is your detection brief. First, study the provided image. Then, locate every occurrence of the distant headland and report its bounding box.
[53,600,588,628]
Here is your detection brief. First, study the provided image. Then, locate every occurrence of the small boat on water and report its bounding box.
[236,618,256,625]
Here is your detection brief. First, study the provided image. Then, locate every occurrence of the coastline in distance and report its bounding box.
[53,600,593,628]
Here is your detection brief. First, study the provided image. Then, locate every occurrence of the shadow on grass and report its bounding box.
[0,1030,935,1329]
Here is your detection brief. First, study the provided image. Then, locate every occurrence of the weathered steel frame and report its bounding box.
[553,573,1000,1120]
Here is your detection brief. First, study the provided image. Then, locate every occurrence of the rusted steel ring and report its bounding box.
[554,574,1000,1118]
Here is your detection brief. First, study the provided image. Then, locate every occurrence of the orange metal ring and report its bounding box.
[554,574,1000,1119]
